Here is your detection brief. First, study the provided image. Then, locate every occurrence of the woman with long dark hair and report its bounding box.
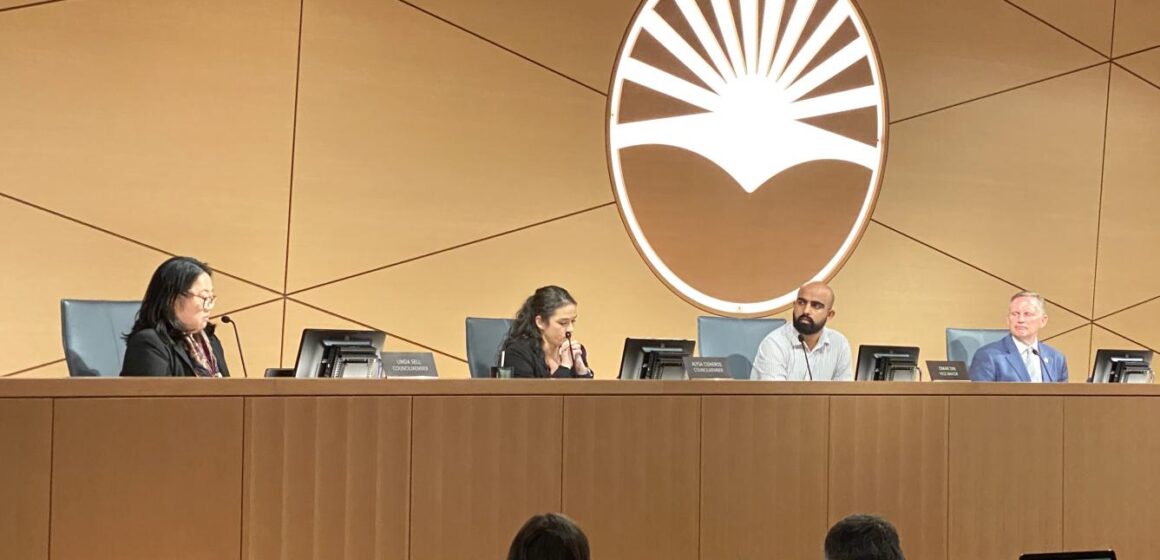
[120,256,230,377]
[507,513,590,560]
[499,286,592,378]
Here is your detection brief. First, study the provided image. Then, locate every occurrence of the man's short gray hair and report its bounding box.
[1010,291,1046,314]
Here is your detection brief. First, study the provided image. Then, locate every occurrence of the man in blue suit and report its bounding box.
[969,291,1068,382]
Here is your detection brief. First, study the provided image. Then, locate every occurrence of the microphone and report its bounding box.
[220,315,249,378]
[798,334,814,381]
[564,331,580,368]
[1031,347,1045,382]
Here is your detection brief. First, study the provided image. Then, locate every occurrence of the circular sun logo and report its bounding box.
[608,0,888,315]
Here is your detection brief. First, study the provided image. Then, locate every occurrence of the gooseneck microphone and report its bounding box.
[1031,347,1046,382]
[564,331,581,370]
[220,315,248,378]
[798,334,814,381]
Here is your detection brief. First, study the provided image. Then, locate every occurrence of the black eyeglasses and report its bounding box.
[185,291,217,311]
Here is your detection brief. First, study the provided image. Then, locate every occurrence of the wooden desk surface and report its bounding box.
[2,377,1159,398]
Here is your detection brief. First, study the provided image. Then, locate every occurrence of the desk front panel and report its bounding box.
[0,398,51,560]
[0,381,1155,559]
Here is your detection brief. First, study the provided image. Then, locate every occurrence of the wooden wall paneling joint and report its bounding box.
[562,395,701,560]
[49,397,245,560]
[699,395,830,560]
[243,395,412,560]
[948,396,1064,560]
[829,395,950,560]
[409,395,564,560]
[1063,396,1160,558]
[0,398,52,560]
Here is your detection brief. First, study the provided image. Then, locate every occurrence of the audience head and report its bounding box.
[131,256,215,339]
[793,281,836,336]
[504,286,578,351]
[1007,290,1048,345]
[507,512,590,560]
[824,514,904,560]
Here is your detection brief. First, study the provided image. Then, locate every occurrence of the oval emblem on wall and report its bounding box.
[608,0,888,315]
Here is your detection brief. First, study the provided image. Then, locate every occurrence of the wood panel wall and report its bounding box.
[4,0,1160,384]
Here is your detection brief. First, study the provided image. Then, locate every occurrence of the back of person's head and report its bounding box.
[130,256,213,340]
[824,514,904,560]
[507,512,590,560]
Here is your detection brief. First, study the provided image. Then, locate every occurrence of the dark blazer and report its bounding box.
[968,334,1067,382]
[502,337,592,379]
[121,324,231,377]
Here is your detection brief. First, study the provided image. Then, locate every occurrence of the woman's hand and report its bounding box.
[558,340,588,375]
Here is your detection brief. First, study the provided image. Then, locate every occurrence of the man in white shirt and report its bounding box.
[750,282,853,381]
[968,291,1069,382]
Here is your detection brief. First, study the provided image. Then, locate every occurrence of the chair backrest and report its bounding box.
[946,328,1009,366]
[466,317,513,378]
[61,299,142,377]
[697,316,787,380]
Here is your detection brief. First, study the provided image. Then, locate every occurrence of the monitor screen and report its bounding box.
[293,329,387,378]
[855,345,920,381]
[1090,349,1152,383]
[1020,551,1115,560]
[618,338,695,380]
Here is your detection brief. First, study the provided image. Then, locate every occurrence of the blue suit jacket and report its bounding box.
[968,335,1068,382]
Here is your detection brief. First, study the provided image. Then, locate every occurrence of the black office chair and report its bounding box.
[60,299,141,377]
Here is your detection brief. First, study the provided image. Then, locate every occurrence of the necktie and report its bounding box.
[1025,348,1043,383]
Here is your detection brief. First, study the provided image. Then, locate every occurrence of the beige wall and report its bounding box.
[1,0,1159,379]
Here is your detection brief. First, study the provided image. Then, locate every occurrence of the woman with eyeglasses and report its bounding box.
[121,256,230,377]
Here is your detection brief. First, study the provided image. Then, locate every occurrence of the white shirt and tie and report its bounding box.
[1012,338,1043,383]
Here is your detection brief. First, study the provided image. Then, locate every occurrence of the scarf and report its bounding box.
[181,331,220,377]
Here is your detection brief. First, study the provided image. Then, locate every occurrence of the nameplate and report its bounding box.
[926,360,968,382]
[381,352,439,378]
[682,357,732,379]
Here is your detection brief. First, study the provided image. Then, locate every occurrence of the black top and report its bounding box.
[120,324,231,377]
[502,337,592,379]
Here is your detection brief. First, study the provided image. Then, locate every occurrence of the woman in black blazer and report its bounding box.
[120,256,230,377]
[499,286,592,378]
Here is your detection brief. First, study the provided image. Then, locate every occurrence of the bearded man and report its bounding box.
[750,282,852,381]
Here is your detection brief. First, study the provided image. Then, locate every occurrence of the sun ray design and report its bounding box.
[610,0,884,194]
[674,0,736,81]
[710,0,746,77]
[757,0,784,76]
[769,0,816,81]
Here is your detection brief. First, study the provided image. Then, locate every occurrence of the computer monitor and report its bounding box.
[1090,349,1153,383]
[618,338,695,380]
[1020,551,1115,560]
[293,329,387,378]
[855,345,920,381]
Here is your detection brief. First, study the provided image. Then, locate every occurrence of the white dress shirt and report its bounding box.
[750,323,853,381]
[1012,337,1043,383]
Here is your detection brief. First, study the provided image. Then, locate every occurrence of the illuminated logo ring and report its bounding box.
[608,0,889,315]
